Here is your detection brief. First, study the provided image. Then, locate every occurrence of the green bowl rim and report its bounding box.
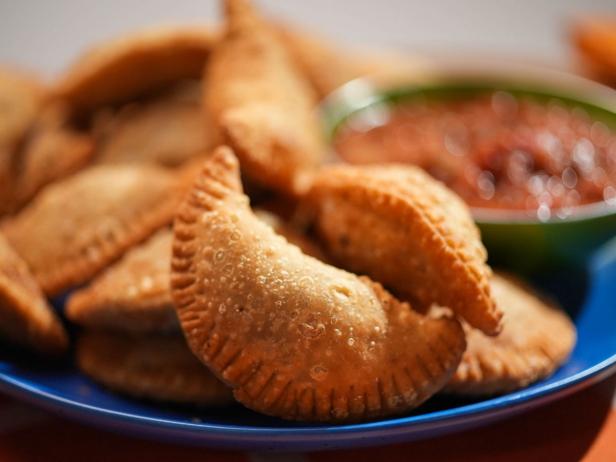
[320,74,616,226]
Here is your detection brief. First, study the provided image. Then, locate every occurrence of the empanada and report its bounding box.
[0,68,45,215]
[3,164,182,296]
[204,0,324,194]
[56,25,218,116]
[0,233,68,355]
[14,102,94,210]
[171,147,465,422]
[66,229,178,334]
[94,82,211,167]
[571,17,616,85]
[77,330,233,406]
[278,24,434,98]
[444,274,576,395]
[310,164,501,335]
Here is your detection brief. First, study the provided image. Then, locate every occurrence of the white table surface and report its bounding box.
[1,0,615,80]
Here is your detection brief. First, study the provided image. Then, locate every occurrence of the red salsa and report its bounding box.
[334,92,616,220]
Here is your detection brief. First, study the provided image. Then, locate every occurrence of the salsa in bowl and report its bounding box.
[322,69,616,272]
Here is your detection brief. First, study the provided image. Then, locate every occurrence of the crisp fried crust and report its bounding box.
[66,212,322,334]
[278,25,434,98]
[310,164,501,336]
[2,164,182,296]
[0,233,68,355]
[444,274,576,395]
[66,229,179,334]
[14,102,94,211]
[171,147,465,423]
[95,82,211,167]
[571,17,616,84]
[56,25,218,116]
[204,0,324,195]
[0,68,45,215]
[77,330,233,405]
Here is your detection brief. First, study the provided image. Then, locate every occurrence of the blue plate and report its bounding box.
[1,242,616,452]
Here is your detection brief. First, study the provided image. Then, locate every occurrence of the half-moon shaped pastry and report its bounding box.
[66,229,178,334]
[56,25,218,116]
[14,102,94,210]
[0,68,45,215]
[571,17,616,85]
[3,164,182,296]
[95,82,210,168]
[171,147,465,422]
[277,24,434,98]
[444,273,576,395]
[0,233,68,355]
[310,164,501,335]
[204,0,324,195]
[77,330,233,406]
[67,212,324,335]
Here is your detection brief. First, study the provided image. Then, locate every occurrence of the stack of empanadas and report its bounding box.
[0,0,575,423]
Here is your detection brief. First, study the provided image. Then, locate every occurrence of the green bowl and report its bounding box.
[320,66,616,274]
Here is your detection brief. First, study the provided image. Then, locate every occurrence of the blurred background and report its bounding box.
[1,0,614,78]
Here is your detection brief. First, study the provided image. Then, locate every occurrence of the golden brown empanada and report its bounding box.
[0,233,68,355]
[310,163,502,335]
[3,164,183,296]
[94,82,210,167]
[56,25,218,116]
[66,229,178,334]
[77,330,233,406]
[204,0,325,195]
[0,68,45,215]
[444,273,576,395]
[171,147,465,422]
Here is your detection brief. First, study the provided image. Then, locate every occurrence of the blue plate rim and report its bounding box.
[1,352,615,439]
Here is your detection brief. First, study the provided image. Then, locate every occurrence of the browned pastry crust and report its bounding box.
[77,330,233,405]
[277,24,434,98]
[443,273,576,395]
[13,102,95,210]
[55,25,218,116]
[0,233,68,355]
[66,211,323,334]
[204,0,324,195]
[171,147,465,423]
[0,68,45,215]
[66,229,178,334]
[310,163,501,336]
[2,164,182,296]
[571,17,616,85]
[94,82,211,167]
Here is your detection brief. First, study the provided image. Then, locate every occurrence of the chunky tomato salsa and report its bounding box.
[335,91,616,220]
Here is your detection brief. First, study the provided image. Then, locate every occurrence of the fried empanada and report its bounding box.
[443,274,576,395]
[0,68,45,215]
[171,147,465,423]
[66,229,178,334]
[571,17,616,85]
[56,25,218,116]
[2,164,182,296]
[66,209,323,335]
[278,25,434,98]
[77,330,233,406]
[0,233,68,355]
[204,0,325,195]
[310,164,501,335]
[95,83,210,167]
[13,102,94,210]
